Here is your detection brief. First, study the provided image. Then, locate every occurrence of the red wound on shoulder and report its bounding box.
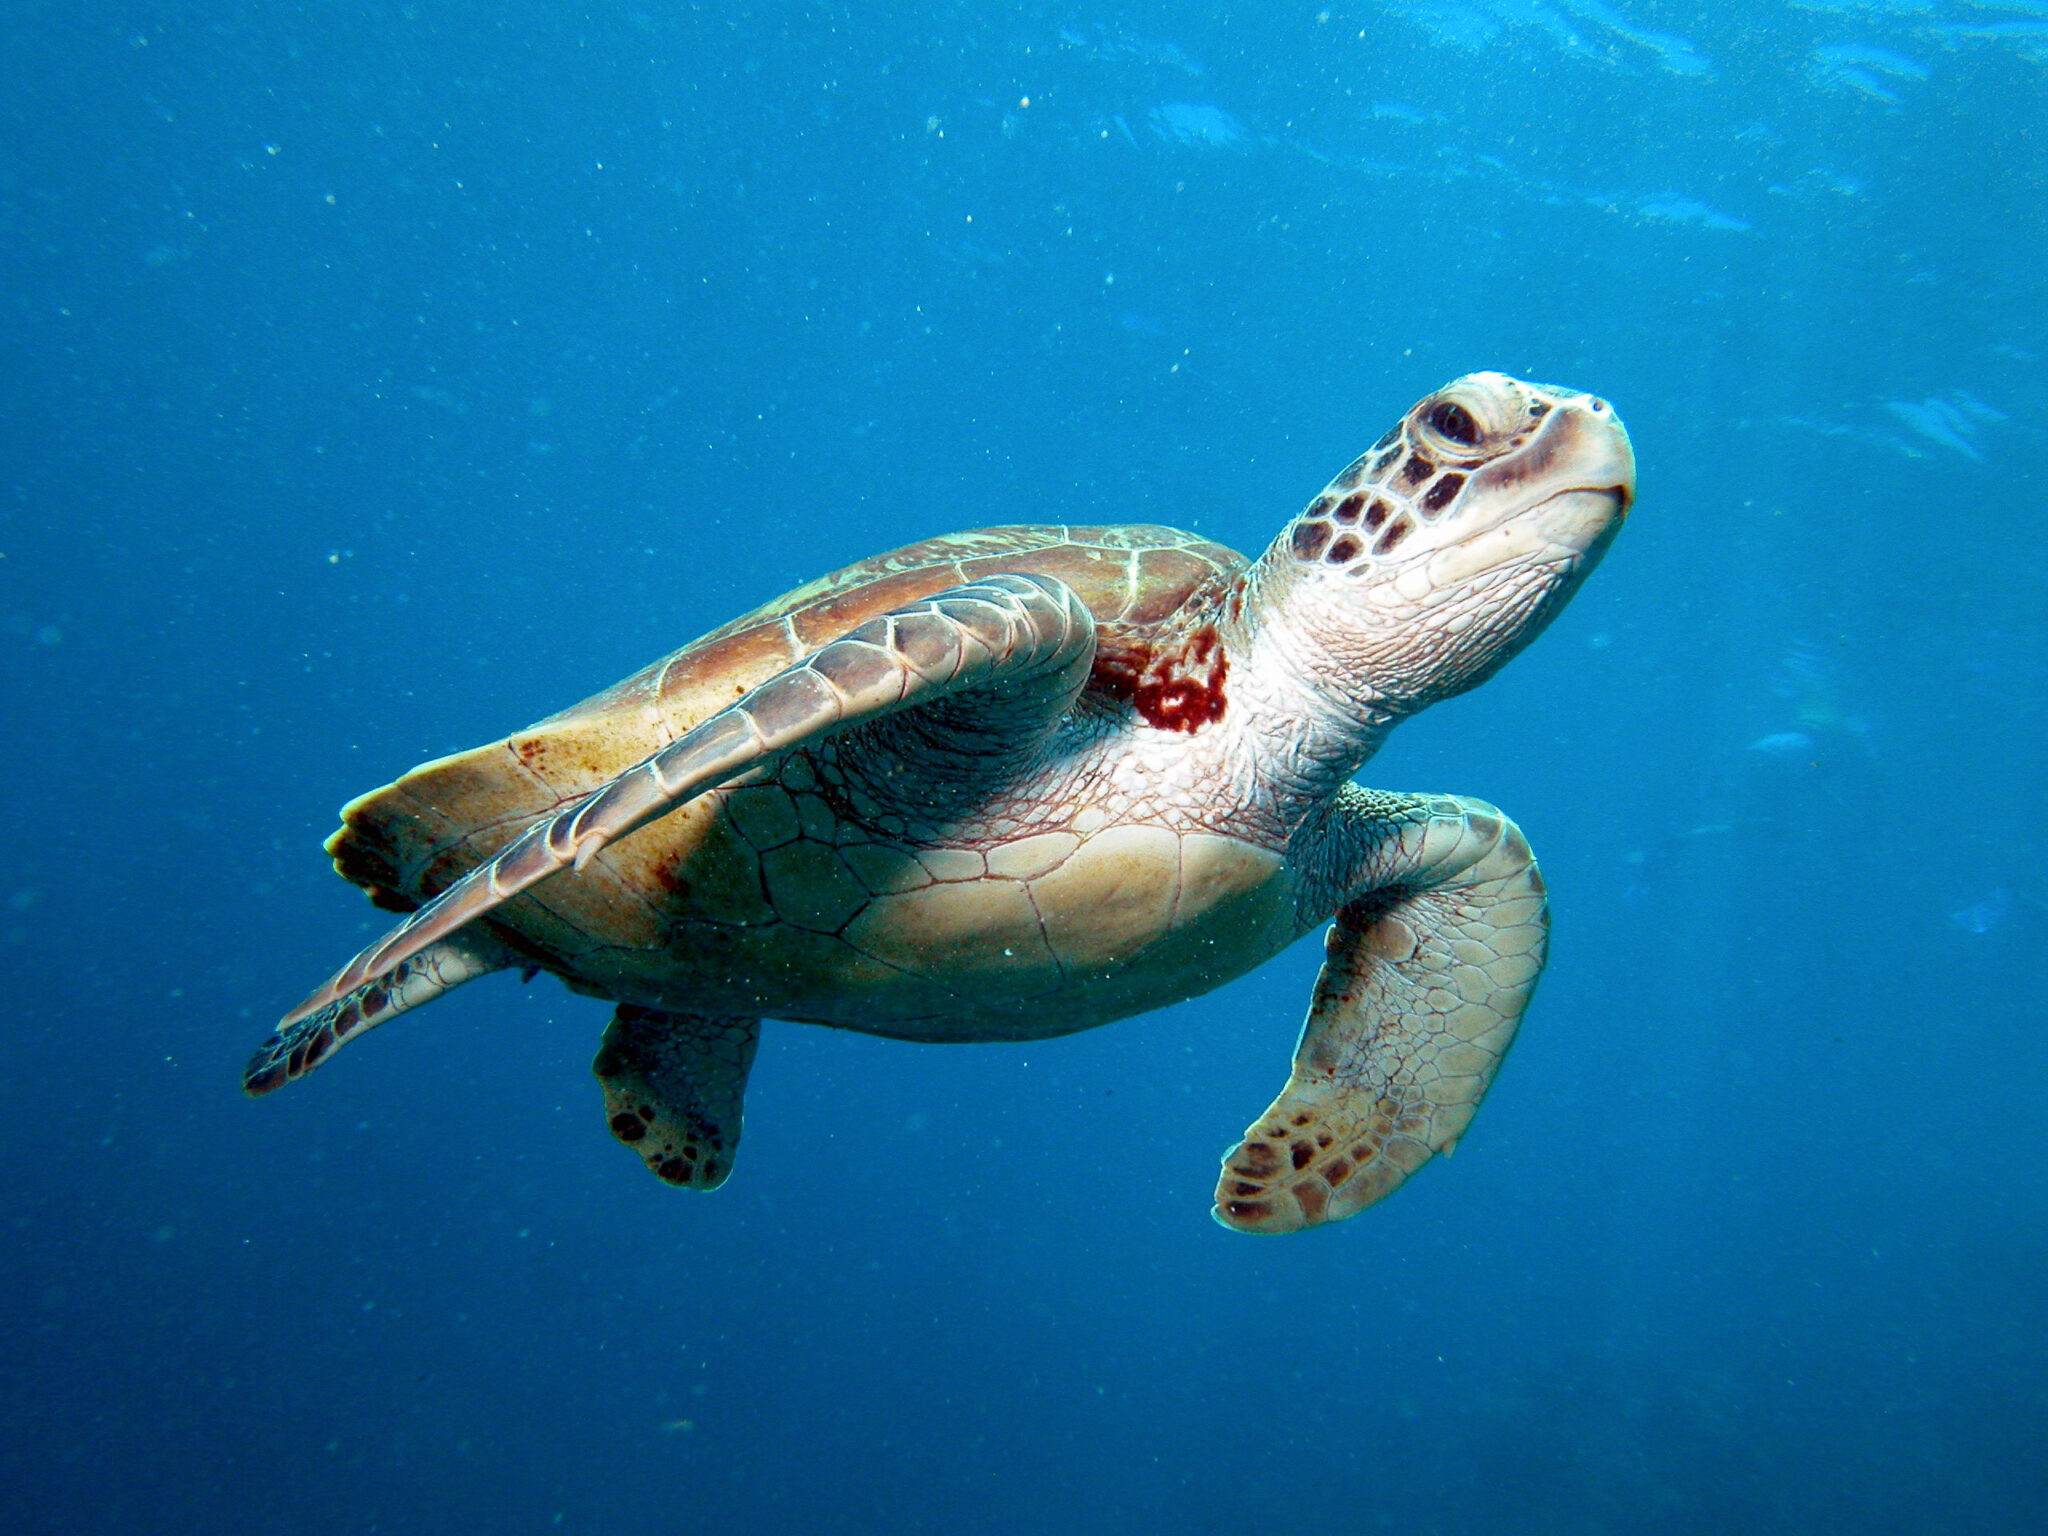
[1090,621,1229,733]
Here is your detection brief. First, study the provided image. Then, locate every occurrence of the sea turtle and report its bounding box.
[246,371,1633,1233]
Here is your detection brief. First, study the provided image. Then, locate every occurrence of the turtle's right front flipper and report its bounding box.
[257,573,1097,1066]
[1214,791,1548,1233]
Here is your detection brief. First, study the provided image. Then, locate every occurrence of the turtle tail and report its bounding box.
[243,932,508,1095]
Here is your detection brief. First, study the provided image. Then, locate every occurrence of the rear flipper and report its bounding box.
[243,931,510,1094]
[594,1006,761,1190]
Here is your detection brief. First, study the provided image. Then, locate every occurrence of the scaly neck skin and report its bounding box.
[1207,546,1419,837]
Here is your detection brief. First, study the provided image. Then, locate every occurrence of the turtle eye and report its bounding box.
[1425,399,1481,447]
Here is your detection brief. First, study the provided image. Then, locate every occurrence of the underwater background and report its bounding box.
[4,2,2045,1531]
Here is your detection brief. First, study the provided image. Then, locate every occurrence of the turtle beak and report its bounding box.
[1582,398,1634,520]
[1544,396,1635,537]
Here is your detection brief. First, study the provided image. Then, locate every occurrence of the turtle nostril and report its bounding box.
[1588,398,1607,413]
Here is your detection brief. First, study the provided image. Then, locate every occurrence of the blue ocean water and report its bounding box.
[4,2,2045,1530]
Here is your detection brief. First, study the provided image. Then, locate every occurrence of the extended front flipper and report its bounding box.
[594,1006,762,1190]
[251,573,1096,1090]
[243,930,513,1094]
[1214,791,1548,1233]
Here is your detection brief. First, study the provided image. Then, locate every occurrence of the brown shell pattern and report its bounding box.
[328,525,1246,915]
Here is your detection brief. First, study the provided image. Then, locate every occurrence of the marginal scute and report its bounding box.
[1028,823,1182,972]
[841,879,1050,998]
[838,841,933,895]
[808,638,901,702]
[985,832,1080,881]
[891,609,965,676]
[918,847,987,883]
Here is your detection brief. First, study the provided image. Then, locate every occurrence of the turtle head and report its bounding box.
[1265,372,1633,720]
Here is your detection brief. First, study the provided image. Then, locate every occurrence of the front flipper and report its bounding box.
[1215,793,1547,1234]
[243,931,511,1094]
[594,1006,761,1190]
[269,572,1096,1038]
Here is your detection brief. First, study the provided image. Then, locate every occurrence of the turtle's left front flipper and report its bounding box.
[1214,791,1547,1233]
[243,930,512,1094]
[253,572,1095,1085]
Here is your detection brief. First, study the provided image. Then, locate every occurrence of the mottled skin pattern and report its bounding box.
[246,373,1634,1232]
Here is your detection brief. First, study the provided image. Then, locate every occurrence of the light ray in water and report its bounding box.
[1950,889,2015,934]
[1147,102,1247,150]
[1882,390,2007,459]
[1815,42,1932,80]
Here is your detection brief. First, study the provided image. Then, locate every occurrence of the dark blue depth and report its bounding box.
[3,4,2044,1533]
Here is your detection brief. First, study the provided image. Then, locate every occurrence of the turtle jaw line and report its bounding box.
[1423,481,1629,570]
[1338,483,1622,595]
[1521,483,1631,549]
